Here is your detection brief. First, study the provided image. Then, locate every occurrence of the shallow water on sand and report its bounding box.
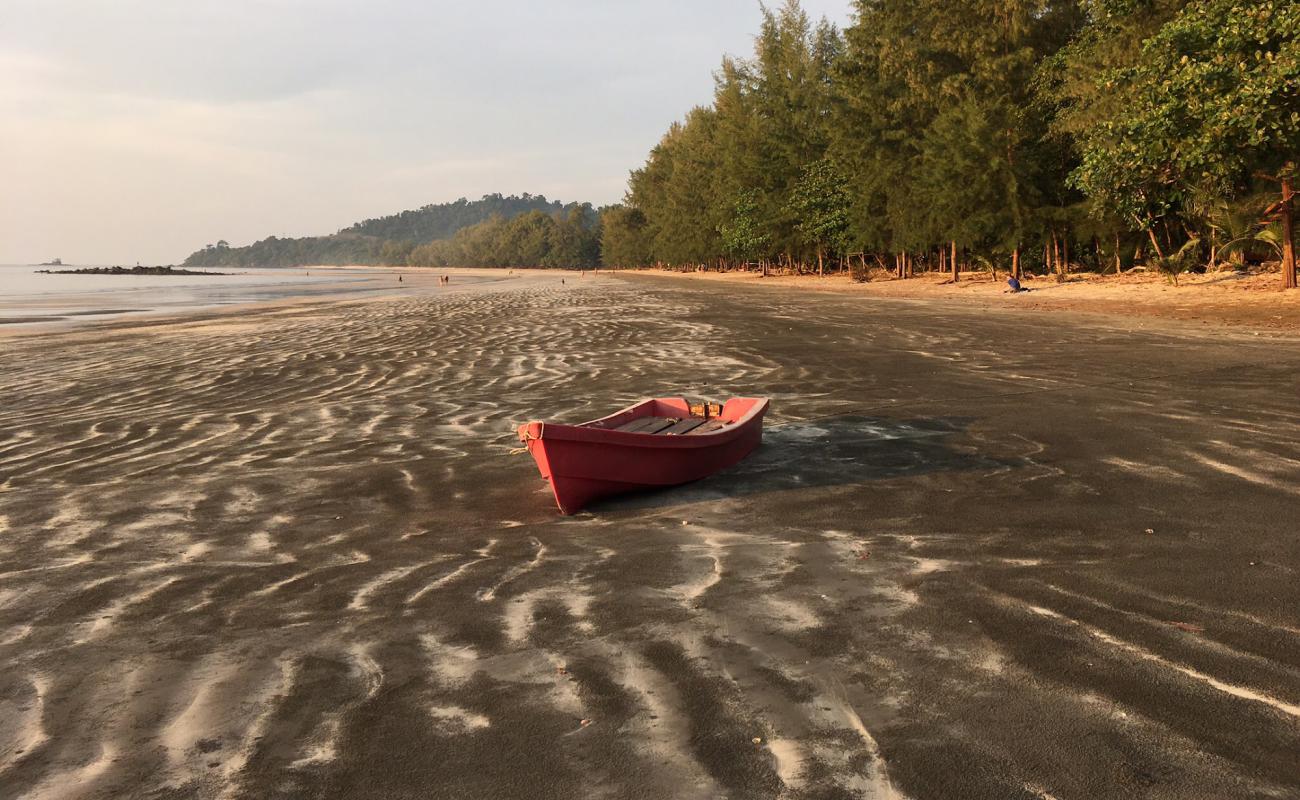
[0,264,398,327]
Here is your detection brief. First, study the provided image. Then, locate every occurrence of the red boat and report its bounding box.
[516,397,769,514]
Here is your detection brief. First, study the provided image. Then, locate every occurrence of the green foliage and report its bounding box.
[345,193,577,242]
[719,190,771,263]
[379,240,415,265]
[599,205,654,267]
[626,1,843,265]
[1068,0,1300,226]
[785,159,850,256]
[828,0,1084,260]
[184,232,388,268]
[621,0,1295,282]
[1150,236,1203,284]
[406,208,601,269]
[1219,219,1290,263]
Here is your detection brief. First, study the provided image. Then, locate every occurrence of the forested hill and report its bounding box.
[342,194,572,241]
[183,193,592,267]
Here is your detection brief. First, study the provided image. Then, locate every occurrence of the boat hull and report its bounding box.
[518,397,768,514]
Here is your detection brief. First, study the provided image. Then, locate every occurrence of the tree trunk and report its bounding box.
[1282,175,1297,289]
[1052,232,1062,283]
[1012,247,1020,280]
[951,241,959,283]
[1115,232,1122,274]
[1146,227,1165,260]
[818,247,824,277]
[1063,236,1070,279]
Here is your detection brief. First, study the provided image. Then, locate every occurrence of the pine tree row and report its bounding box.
[601,0,1299,288]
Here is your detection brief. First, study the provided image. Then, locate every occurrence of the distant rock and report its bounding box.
[36,265,231,276]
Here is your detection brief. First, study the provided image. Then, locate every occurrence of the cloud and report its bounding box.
[1,0,851,263]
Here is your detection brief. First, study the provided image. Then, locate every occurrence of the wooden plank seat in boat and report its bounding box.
[685,418,732,435]
[658,418,709,435]
[614,416,681,434]
[612,416,735,435]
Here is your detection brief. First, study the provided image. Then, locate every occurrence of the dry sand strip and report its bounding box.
[1,271,1298,799]
[637,266,1300,333]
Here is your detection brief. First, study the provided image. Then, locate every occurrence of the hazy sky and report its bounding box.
[1,1,851,264]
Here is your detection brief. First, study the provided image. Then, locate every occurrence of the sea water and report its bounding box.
[0,264,383,327]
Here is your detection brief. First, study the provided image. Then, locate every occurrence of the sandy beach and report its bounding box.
[642,267,1300,333]
[2,269,1298,799]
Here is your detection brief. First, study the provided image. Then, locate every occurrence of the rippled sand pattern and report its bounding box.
[1,274,1298,799]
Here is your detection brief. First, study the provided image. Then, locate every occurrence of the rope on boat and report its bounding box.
[509,423,543,455]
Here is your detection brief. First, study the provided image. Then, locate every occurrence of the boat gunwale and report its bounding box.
[520,397,768,449]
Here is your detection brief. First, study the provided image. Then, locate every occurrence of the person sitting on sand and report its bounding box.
[1005,276,1029,293]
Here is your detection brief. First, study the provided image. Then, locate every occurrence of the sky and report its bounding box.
[1,0,852,264]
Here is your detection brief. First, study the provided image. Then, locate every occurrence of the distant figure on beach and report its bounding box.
[398,275,403,283]
[1006,276,1029,293]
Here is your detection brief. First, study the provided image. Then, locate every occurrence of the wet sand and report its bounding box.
[1,270,1298,799]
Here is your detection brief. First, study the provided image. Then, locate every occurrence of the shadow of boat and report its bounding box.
[582,414,1019,514]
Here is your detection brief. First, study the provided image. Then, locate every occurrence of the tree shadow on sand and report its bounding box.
[586,415,1022,514]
